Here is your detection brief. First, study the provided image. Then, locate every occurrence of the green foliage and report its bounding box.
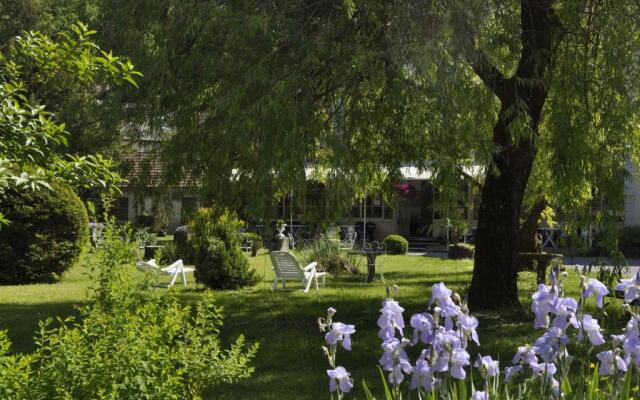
[191,208,258,289]
[155,241,179,265]
[383,235,409,255]
[132,227,157,248]
[0,22,141,225]
[0,218,257,398]
[0,182,88,284]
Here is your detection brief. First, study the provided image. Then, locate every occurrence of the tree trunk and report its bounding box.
[467,0,563,310]
[468,106,537,309]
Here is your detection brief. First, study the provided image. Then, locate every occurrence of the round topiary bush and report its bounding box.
[383,234,409,254]
[191,209,258,289]
[0,183,89,284]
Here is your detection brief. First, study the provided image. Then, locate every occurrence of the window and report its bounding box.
[274,194,293,220]
[351,195,392,220]
[112,197,129,221]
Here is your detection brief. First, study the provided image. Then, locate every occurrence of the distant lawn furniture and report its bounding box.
[89,222,104,247]
[270,251,326,292]
[239,233,253,252]
[136,259,195,288]
[350,241,387,283]
[517,252,563,284]
[339,232,358,251]
[285,224,307,248]
[463,227,477,244]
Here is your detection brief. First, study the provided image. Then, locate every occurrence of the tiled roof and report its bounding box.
[120,152,194,188]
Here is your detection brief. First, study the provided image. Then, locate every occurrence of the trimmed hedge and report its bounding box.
[383,235,409,254]
[448,243,475,260]
[0,183,89,284]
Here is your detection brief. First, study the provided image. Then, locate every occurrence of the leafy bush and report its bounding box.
[0,219,257,399]
[133,227,157,248]
[155,242,180,265]
[191,208,258,289]
[383,234,409,254]
[448,242,475,259]
[0,182,88,284]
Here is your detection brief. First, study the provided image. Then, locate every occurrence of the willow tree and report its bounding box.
[91,0,640,309]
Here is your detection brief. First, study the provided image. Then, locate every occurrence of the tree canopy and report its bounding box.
[41,0,640,308]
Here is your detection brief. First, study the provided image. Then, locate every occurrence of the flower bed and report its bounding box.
[317,267,640,399]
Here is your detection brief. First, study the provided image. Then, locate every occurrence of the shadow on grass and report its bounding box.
[0,302,83,354]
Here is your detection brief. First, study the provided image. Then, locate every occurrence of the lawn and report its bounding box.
[0,251,627,399]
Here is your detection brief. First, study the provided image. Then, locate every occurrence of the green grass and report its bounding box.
[0,251,629,399]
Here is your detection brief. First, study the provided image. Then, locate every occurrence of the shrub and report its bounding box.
[0,219,257,399]
[383,234,409,254]
[448,242,475,259]
[191,208,258,289]
[0,182,88,284]
[155,242,180,265]
[133,227,157,248]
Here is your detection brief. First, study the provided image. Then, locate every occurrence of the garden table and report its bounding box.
[349,247,386,283]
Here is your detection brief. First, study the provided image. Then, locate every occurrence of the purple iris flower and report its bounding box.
[379,338,412,385]
[615,272,640,303]
[377,299,405,340]
[449,348,470,379]
[596,350,627,376]
[578,314,605,346]
[325,322,356,350]
[410,357,437,391]
[504,365,524,382]
[457,313,480,346]
[582,278,609,308]
[532,284,557,328]
[512,345,538,366]
[472,391,488,400]
[410,313,435,345]
[429,282,453,307]
[327,366,353,393]
[474,354,499,378]
[551,297,579,330]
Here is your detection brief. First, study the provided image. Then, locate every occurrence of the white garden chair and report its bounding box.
[339,232,357,251]
[270,251,327,292]
[136,259,195,288]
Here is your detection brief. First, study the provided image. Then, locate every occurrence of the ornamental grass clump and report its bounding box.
[318,267,640,399]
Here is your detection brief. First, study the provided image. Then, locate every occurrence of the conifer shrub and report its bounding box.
[191,208,258,289]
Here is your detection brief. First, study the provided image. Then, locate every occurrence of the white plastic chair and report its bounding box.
[136,259,195,288]
[270,251,327,292]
